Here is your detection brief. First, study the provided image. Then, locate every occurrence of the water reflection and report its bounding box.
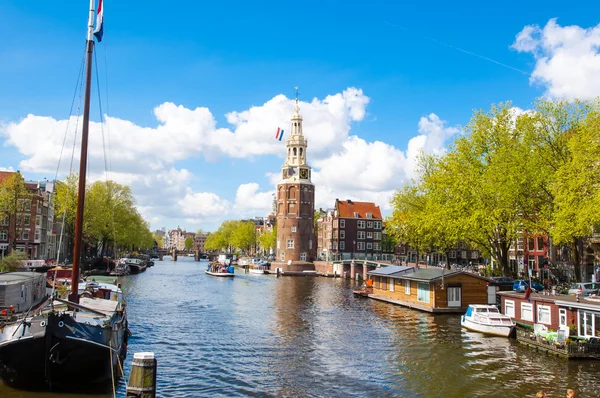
[1,259,598,397]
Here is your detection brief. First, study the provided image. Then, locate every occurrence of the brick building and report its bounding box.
[194,233,207,253]
[508,232,549,278]
[275,95,316,270]
[316,199,383,260]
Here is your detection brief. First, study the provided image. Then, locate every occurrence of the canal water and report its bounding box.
[2,257,599,397]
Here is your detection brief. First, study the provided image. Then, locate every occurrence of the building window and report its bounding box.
[300,252,307,261]
[340,220,345,228]
[353,212,359,218]
[389,277,395,292]
[357,231,365,239]
[366,213,372,219]
[366,232,373,239]
[471,251,478,259]
[280,252,285,261]
[0,231,7,241]
[374,232,381,240]
[559,309,567,328]
[34,230,40,241]
[537,305,551,325]
[357,242,365,250]
[24,200,31,211]
[357,221,366,229]
[291,226,297,233]
[333,231,338,238]
[404,280,411,295]
[521,302,533,321]
[374,221,382,229]
[367,221,373,228]
[374,243,381,251]
[23,214,30,226]
[537,236,544,251]
[333,220,338,228]
[449,251,456,259]
[505,300,515,317]
[417,283,430,303]
[0,216,8,226]
[309,240,312,250]
[528,238,534,251]
[339,241,345,250]
[340,230,345,239]
[367,242,372,250]
[287,239,294,249]
[517,237,524,251]
[22,229,30,240]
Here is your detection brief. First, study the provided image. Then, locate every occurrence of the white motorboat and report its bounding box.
[461,304,515,337]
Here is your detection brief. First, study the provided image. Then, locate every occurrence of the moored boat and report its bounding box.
[461,304,515,337]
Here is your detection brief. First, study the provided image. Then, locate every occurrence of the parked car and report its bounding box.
[568,283,599,296]
[490,277,515,291]
[513,280,544,292]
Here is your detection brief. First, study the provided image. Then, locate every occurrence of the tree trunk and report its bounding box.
[445,249,451,270]
[572,237,582,283]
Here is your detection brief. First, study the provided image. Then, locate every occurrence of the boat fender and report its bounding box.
[40,320,46,327]
[58,321,65,328]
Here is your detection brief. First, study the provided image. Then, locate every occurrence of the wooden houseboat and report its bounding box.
[499,291,600,359]
[366,266,495,313]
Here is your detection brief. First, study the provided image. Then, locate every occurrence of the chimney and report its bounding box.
[347,199,353,204]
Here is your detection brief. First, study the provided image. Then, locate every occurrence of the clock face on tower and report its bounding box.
[299,168,308,179]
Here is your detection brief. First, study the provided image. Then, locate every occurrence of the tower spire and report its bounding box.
[294,86,300,114]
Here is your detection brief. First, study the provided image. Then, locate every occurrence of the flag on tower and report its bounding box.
[93,0,104,42]
[274,127,284,141]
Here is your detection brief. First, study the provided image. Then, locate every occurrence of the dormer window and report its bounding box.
[353,212,359,218]
[366,213,372,219]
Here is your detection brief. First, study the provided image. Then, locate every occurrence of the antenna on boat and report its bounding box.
[69,0,96,304]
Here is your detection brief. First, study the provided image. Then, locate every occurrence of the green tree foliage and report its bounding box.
[0,251,28,272]
[0,171,31,251]
[231,221,256,254]
[154,234,165,248]
[258,226,277,252]
[53,175,155,256]
[388,98,600,279]
[185,237,194,251]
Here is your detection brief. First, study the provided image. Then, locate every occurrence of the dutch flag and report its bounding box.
[274,127,284,141]
[93,0,104,42]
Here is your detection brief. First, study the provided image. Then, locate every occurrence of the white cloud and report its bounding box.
[0,166,15,171]
[311,113,458,211]
[233,183,274,215]
[0,87,457,229]
[512,19,600,99]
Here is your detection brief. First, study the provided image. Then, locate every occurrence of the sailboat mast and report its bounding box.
[69,0,96,303]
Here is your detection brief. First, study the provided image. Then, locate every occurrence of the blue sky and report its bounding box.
[1,0,599,231]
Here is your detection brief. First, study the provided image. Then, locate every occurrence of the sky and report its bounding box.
[1,1,599,232]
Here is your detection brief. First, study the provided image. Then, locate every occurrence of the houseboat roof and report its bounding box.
[369,267,491,283]
[368,265,414,276]
[0,272,44,285]
[499,291,600,310]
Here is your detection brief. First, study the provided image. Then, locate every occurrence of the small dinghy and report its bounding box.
[461,304,515,337]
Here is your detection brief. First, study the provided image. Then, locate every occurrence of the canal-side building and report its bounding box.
[316,200,383,261]
[367,266,494,313]
[275,94,316,271]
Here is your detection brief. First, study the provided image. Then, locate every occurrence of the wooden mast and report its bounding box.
[69,0,96,303]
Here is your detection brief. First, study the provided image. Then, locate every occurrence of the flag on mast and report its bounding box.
[274,127,284,141]
[93,0,104,42]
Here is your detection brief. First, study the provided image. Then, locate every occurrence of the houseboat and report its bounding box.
[461,304,515,337]
[499,291,600,359]
[0,272,47,320]
[366,266,496,313]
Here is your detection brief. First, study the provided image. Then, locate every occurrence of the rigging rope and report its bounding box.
[54,44,87,265]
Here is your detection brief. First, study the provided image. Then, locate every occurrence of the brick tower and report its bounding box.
[275,90,316,271]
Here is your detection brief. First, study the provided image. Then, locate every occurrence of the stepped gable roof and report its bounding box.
[336,199,382,219]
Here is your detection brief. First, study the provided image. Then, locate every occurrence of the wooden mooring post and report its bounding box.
[126,352,157,398]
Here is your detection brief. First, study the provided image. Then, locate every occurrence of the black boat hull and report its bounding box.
[0,311,128,393]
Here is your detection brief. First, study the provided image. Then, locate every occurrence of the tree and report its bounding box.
[154,234,165,249]
[0,171,31,252]
[550,105,600,281]
[231,221,256,254]
[0,251,28,272]
[258,226,277,253]
[185,237,194,251]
